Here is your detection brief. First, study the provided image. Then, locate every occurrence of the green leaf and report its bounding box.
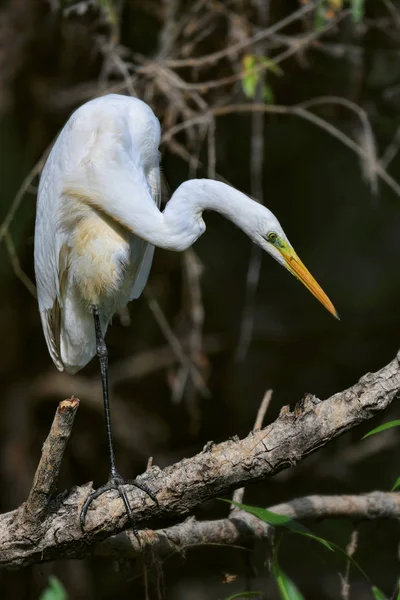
[225,593,262,600]
[39,576,68,600]
[362,420,400,439]
[391,476,400,491]
[242,55,258,99]
[314,1,327,31]
[241,55,283,99]
[350,0,365,22]
[222,499,369,580]
[371,587,388,600]
[273,566,305,600]
[263,84,275,104]
[396,578,400,600]
[272,539,305,600]
[242,74,258,100]
[328,541,369,581]
[226,500,333,551]
[259,57,283,77]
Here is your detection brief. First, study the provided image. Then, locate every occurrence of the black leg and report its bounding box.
[79,306,158,535]
[92,305,116,478]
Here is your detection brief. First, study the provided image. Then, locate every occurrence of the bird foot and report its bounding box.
[80,471,158,539]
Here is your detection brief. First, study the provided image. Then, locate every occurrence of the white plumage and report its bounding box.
[35,93,336,375]
[35,95,161,373]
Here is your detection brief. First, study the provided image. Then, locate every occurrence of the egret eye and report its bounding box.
[267,232,278,244]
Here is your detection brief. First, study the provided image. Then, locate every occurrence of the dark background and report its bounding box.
[0,0,400,598]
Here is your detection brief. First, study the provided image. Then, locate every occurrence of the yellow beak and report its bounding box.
[280,247,339,319]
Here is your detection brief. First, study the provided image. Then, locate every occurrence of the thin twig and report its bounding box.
[157,0,181,59]
[299,95,378,195]
[144,288,211,398]
[164,138,232,187]
[381,125,400,169]
[4,233,37,299]
[231,389,273,508]
[172,249,206,430]
[207,116,216,179]
[0,155,46,245]
[382,0,400,30]
[340,528,358,600]
[254,389,273,431]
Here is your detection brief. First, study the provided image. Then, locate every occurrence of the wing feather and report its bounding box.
[35,137,70,370]
[129,161,161,300]
[38,242,70,371]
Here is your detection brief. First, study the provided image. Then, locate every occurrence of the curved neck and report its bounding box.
[66,170,263,252]
[150,179,262,251]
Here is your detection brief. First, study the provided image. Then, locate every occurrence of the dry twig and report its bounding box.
[23,397,79,522]
[231,389,273,508]
[144,288,210,398]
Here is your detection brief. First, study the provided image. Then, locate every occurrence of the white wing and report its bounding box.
[34,94,163,369]
[129,160,161,300]
[34,138,70,371]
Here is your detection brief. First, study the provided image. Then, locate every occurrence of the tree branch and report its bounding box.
[22,397,79,522]
[94,491,400,560]
[0,351,399,570]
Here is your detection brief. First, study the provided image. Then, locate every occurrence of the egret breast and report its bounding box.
[71,211,132,306]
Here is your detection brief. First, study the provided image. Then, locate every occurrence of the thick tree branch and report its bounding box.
[0,351,399,570]
[94,491,400,560]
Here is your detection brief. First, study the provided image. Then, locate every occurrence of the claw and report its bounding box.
[124,478,159,508]
[80,473,157,541]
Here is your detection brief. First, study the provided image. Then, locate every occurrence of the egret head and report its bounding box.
[252,207,338,319]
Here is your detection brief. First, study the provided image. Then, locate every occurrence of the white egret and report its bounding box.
[34,93,337,530]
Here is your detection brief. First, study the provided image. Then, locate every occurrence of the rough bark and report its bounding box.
[0,351,399,570]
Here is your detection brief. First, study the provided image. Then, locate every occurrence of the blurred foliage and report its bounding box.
[273,561,306,600]
[39,577,68,600]
[372,587,388,600]
[371,584,400,600]
[241,55,283,101]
